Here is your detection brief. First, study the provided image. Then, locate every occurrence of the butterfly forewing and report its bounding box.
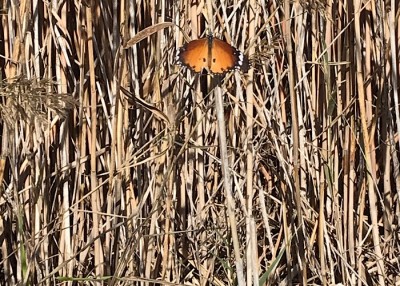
[177,39,209,73]
[210,38,241,73]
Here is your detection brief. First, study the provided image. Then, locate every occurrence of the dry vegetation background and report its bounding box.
[0,0,399,285]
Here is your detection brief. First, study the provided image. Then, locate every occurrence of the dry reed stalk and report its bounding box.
[246,0,257,284]
[354,0,385,284]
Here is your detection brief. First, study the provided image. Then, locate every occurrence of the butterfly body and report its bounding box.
[176,35,248,74]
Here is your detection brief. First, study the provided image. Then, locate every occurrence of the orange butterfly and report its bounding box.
[176,35,249,74]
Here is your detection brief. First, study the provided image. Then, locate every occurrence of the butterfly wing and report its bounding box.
[176,39,209,73]
[210,38,249,74]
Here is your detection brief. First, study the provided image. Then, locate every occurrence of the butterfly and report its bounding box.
[176,35,249,74]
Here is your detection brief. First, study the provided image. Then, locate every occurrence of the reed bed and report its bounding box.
[0,0,399,285]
